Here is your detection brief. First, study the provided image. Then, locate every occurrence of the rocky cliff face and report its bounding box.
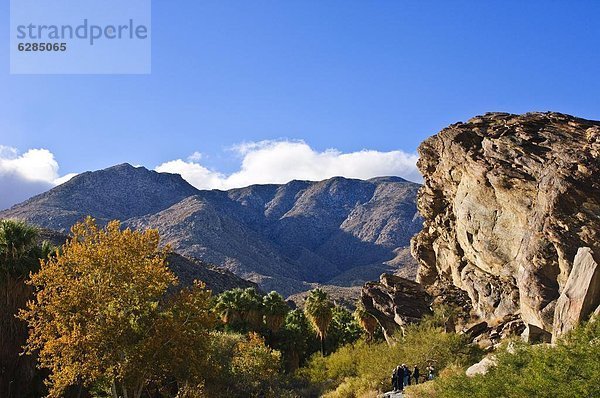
[361,274,432,342]
[411,112,600,337]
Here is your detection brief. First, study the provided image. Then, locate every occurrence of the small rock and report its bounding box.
[379,391,404,398]
[464,321,489,339]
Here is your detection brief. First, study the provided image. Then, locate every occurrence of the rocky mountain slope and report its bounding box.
[1,165,422,295]
[407,112,600,339]
[2,164,199,231]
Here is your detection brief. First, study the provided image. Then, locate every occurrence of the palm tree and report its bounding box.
[279,309,312,372]
[215,289,244,325]
[304,288,334,356]
[240,287,264,330]
[0,219,52,397]
[215,287,264,331]
[0,219,40,279]
[354,300,378,342]
[263,291,289,333]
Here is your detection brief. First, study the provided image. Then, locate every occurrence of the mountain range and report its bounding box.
[0,163,422,296]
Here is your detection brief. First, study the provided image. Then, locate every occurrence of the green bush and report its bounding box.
[204,331,291,397]
[407,319,600,398]
[299,313,482,397]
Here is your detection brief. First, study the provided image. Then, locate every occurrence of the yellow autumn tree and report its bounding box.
[20,217,215,398]
[231,333,282,397]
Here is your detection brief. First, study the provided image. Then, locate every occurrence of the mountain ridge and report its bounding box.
[1,163,200,230]
[0,164,422,295]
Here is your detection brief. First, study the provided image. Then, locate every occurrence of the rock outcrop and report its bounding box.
[411,112,600,337]
[361,274,432,342]
[521,323,552,344]
[466,316,526,349]
[552,247,600,340]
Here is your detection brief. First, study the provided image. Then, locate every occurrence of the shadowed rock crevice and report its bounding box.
[361,274,433,343]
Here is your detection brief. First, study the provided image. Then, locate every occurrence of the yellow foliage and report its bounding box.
[231,332,282,397]
[19,217,215,398]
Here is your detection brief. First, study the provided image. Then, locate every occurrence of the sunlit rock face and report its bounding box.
[411,112,600,336]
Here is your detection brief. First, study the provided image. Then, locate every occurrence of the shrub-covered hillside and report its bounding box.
[405,319,600,398]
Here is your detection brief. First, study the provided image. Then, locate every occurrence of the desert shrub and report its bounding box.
[204,331,291,397]
[231,332,283,396]
[322,376,380,398]
[406,319,600,398]
[300,312,482,397]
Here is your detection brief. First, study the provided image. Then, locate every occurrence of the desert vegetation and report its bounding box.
[298,307,483,397]
[0,218,366,397]
[406,318,600,398]
[2,218,599,398]
[0,220,55,397]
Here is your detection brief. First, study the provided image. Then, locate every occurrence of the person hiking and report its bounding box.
[391,366,398,391]
[397,365,405,390]
[426,364,435,380]
[412,365,420,384]
[402,364,411,387]
[394,365,404,391]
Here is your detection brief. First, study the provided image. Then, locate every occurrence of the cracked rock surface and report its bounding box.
[411,112,600,335]
[361,273,432,343]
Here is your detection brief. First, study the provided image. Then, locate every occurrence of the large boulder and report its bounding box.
[466,355,497,377]
[552,247,600,341]
[411,112,600,337]
[466,317,526,349]
[361,274,433,343]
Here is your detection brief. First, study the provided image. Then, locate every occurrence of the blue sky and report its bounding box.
[0,1,599,208]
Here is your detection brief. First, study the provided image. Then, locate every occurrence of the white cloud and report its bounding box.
[155,159,228,190]
[0,145,75,210]
[0,146,59,182]
[155,140,421,190]
[53,173,78,185]
[1,140,421,211]
[187,151,203,162]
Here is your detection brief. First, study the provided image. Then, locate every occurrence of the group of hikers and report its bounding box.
[391,363,435,391]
